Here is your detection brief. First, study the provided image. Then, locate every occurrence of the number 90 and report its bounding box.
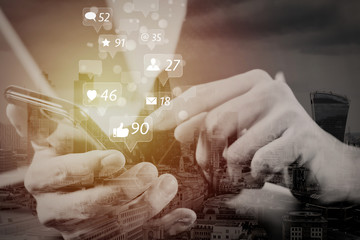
[131,122,150,135]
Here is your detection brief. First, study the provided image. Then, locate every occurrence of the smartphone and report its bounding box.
[4,85,130,186]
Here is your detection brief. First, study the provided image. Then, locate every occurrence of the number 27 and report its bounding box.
[165,59,181,71]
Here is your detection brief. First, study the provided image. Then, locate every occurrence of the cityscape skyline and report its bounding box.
[1,81,360,239]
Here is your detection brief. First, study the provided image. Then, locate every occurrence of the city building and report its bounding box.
[310,91,350,142]
[282,211,327,240]
[345,132,360,147]
[190,195,266,240]
[0,149,16,173]
[0,208,61,239]
[305,203,357,230]
[0,123,27,151]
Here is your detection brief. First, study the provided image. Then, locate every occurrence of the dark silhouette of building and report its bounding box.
[283,211,327,240]
[310,92,349,142]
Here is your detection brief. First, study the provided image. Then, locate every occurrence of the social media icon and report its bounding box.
[84,11,96,21]
[146,58,160,71]
[102,38,110,47]
[82,7,113,32]
[146,96,157,105]
[113,123,129,138]
[87,90,97,101]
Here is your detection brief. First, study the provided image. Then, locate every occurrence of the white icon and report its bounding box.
[85,11,97,21]
[146,97,157,105]
[102,38,110,47]
[146,58,160,71]
[140,32,150,42]
[87,90,97,101]
[113,123,129,138]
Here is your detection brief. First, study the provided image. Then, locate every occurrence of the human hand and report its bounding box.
[149,69,360,203]
[6,103,196,238]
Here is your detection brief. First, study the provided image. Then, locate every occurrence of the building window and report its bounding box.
[311,228,322,239]
[290,227,302,240]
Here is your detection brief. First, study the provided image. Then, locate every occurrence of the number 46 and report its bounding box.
[101,89,117,101]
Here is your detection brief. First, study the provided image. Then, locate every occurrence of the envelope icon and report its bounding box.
[146,96,157,105]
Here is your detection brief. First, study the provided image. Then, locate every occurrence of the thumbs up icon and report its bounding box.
[112,123,129,138]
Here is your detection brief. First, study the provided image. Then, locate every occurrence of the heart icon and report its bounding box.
[87,90,97,101]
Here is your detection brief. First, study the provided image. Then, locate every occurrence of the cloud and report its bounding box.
[185,0,360,54]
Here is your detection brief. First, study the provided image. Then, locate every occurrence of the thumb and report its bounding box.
[119,122,124,129]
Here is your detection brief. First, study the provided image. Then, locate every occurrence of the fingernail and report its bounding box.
[177,217,195,226]
[159,174,178,196]
[136,163,158,187]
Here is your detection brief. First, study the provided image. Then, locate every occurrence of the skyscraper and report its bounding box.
[310,92,350,142]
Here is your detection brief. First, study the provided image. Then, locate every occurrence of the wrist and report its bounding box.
[343,144,360,202]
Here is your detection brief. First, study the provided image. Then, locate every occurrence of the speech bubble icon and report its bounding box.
[82,7,113,32]
[85,11,96,21]
[133,0,159,17]
[83,82,123,107]
[98,34,127,58]
[138,29,165,50]
[109,116,153,152]
[144,54,183,84]
[144,92,173,114]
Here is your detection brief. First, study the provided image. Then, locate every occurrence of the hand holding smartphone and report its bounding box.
[5,85,130,185]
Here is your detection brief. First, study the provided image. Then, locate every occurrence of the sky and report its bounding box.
[0,0,360,131]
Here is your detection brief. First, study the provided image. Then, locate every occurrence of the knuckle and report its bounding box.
[248,69,272,83]
[24,161,67,193]
[225,146,241,165]
[204,111,223,133]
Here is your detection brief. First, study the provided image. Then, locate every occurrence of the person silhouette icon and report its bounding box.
[146,58,160,71]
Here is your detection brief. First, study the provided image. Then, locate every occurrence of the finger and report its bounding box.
[204,89,265,139]
[224,114,289,178]
[34,163,159,228]
[46,120,98,154]
[34,184,130,227]
[149,70,272,130]
[275,71,286,83]
[129,174,178,217]
[154,208,196,236]
[174,112,207,143]
[250,129,297,179]
[195,130,211,181]
[115,162,158,200]
[6,104,27,137]
[7,103,95,153]
[25,149,126,193]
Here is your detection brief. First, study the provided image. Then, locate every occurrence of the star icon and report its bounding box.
[102,38,110,47]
